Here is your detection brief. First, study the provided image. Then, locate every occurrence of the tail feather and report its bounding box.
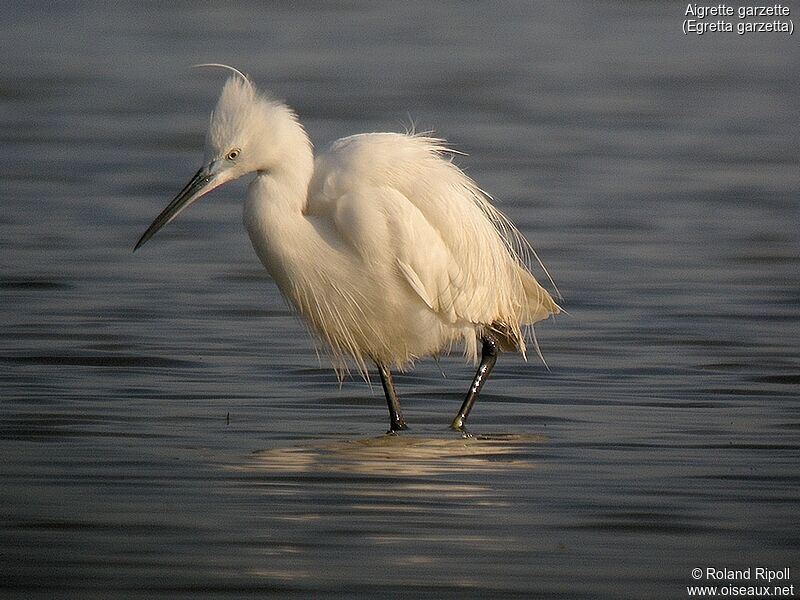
[520,267,561,323]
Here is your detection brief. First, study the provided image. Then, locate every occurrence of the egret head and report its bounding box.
[134,66,309,251]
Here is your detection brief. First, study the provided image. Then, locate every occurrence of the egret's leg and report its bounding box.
[451,336,499,432]
[377,362,408,432]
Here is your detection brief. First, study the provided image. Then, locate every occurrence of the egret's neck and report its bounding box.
[255,126,314,214]
[243,128,314,277]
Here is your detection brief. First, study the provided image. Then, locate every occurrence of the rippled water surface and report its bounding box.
[2,2,798,598]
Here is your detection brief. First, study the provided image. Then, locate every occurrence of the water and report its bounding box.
[2,2,798,598]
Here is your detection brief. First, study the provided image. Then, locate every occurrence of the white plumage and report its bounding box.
[136,69,559,433]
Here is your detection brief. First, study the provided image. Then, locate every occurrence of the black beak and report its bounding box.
[134,166,216,251]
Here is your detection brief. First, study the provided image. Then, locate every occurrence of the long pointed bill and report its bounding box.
[134,166,220,251]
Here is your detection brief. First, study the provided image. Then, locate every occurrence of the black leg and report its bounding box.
[377,362,408,433]
[451,336,499,433]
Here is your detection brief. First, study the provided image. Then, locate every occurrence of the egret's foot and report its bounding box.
[450,416,473,437]
[387,421,408,435]
[449,427,473,439]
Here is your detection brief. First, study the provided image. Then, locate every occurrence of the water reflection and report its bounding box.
[245,433,543,477]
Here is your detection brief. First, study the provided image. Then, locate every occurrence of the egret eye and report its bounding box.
[225,148,241,161]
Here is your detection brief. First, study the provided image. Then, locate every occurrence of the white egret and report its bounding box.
[134,66,560,433]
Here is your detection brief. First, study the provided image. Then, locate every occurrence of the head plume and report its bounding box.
[191,63,251,84]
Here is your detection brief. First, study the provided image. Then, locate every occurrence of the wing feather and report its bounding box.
[397,259,435,310]
[308,132,559,362]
